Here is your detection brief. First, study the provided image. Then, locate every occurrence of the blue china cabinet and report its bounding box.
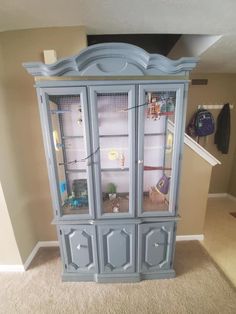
[23,43,197,282]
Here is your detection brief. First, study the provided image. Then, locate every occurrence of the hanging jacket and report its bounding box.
[214,103,230,154]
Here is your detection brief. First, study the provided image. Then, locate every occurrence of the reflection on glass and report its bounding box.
[143,91,176,212]
[49,95,89,215]
[97,93,130,214]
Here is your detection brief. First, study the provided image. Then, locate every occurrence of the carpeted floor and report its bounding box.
[202,197,236,287]
[0,241,235,314]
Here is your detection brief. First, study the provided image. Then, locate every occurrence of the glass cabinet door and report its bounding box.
[40,87,94,219]
[89,85,135,218]
[137,84,184,216]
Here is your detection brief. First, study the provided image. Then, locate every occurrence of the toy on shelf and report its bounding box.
[53,130,61,151]
[72,179,88,198]
[146,93,161,120]
[149,187,165,204]
[64,195,89,208]
[77,107,83,126]
[119,153,125,169]
[156,174,170,195]
[108,149,119,161]
[107,182,117,200]
[112,201,120,213]
[63,179,89,209]
[160,96,175,114]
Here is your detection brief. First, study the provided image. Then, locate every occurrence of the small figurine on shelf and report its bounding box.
[146,93,161,120]
[107,182,117,200]
[119,153,125,169]
[112,202,120,213]
[108,149,119,161]
[72,179,88,198]
[63,194,89,208]
[149,187,165,204]
[77,107,83,126]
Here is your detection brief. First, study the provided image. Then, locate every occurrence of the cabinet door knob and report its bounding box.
[138,160,143,164]
[77,244,88,250]
[154,243,159,247]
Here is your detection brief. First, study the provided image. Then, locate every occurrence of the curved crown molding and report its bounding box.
[23,43,198,77]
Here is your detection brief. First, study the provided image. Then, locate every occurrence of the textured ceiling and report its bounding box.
[0,0,236,72]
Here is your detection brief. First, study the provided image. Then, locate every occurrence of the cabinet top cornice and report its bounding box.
[23,42,198,77]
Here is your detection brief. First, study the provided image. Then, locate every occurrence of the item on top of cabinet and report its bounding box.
[108,149,119,161]
[156,174,170,195]
[149,187,165,204]
[119,153,125,169]
[107,182,117,200]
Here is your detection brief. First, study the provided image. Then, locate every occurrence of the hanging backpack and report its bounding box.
[186,109,215,138]
[195,109,215,137]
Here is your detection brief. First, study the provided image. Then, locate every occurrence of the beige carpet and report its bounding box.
[202,197,236,287]
[0,242,235,314]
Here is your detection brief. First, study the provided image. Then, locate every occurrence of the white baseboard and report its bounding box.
[176,234,204,241]
[23,241,59,270]
[0,264,25,272]
[227,194,236,201]
[23,242,40,270]
[208,193,228,198]
[0,242,53,272]
[208,193,236,201]
[38,241,59,248]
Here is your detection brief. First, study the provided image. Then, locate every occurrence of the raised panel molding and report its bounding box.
[139,223,174,273]
[144,227,169,269]
[104,228,131,270]
[23,43,198,77]
[63,226,95,272]
[98,225,135,274]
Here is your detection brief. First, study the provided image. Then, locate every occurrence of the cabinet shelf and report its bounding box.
[63,133,166,139]
[101,167,129,172]
[144,166,171,171]
[66,169,86,173]
[66,167,129,173]
[65,166,171,173]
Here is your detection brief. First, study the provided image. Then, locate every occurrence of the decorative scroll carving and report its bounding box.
[23,43,198,77]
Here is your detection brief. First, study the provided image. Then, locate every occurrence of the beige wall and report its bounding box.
[188,73,236,193]
[0,26,87,263]
[0,183,22,264]
[177,145,212,235]
[0,40,22,265]
[229,146,236,197]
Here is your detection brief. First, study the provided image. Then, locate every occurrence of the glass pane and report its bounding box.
[101,171,129,213]
[143,91,176,212]
[97,93,130,214]
[49,95,90,216]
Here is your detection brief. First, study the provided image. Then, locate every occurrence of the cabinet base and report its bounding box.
[62,269,176,283]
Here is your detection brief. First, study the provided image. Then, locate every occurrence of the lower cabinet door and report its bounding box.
[138,222,174,273]
[97,224,135,273]
[60,225,97,273]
